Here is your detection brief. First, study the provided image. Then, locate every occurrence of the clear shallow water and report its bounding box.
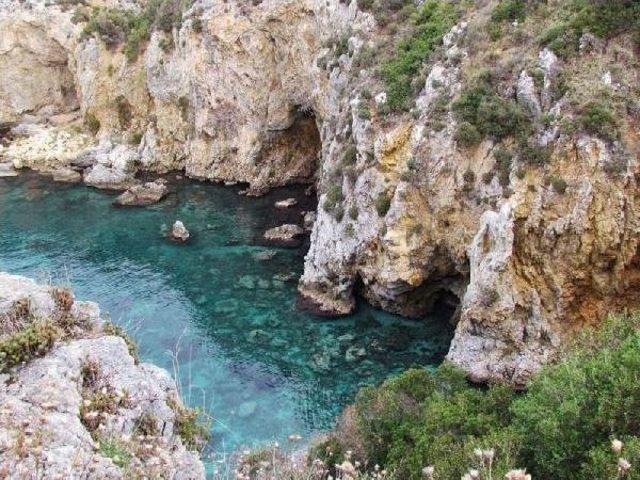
[0,173,453,462]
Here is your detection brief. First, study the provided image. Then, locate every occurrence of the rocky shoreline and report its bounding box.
[0,273,207,478]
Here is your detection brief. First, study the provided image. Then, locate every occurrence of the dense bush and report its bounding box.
[375,192,392,216]
[82,0,190,61]
[323,184,345,219]
[538,0,640,58]
[313,313,640,480]
[0,322,61,372]
[454,121,482,148]
[452,72,530,145]
[491,0,527,23]
[578,101,618,140]
[380,1,458,110]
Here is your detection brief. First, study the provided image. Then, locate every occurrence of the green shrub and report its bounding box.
[349,205,359,220]
[581,436,640,480]
[578,101,618,141]
[491,0,527,23]
[375,192,392,216]
[128,131,143,145]
[192,17,203,33]
[85,113,101,135]
[518,143,551,166]
[538,1,640,58]
[98,438,131,468]
[342,145,358,167]
[82,0,191,61]
[454,122,481,147]
[358,104,372,120]
[380,1,458,111]
[0,322,61,372]
[311,313,640,480]
[348,365,517,479]
[512,314,640,479]
[453,78,529,145]
[323,184,345,218]
[115,95,133,129]
[494,147,513,187]
[550,175,567,194]
[168,397,211,451]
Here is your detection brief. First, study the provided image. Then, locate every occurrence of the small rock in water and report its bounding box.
[237,401,257,418]
[247,329,270,344]
[114,180,168,206]
[238,275,257,289]
[275,198,297,209]
[337,333,355,344]
[168,220,190,243]
[51,168,82,183]
[253,250,277,261]
[263,224,304,246]
[345,346,367,363]
[0,162,18,177]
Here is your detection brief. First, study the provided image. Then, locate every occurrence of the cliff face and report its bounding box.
[0,273,205,478]
[1,0,639,385]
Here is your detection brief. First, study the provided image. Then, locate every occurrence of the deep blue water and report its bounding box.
[0,172,453,466]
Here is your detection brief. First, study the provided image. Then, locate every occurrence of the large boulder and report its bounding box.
[114,180,168,206]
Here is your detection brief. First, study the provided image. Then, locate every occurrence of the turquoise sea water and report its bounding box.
[0,172,453,464]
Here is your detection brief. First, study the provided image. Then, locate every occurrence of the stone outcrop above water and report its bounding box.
[1,0,640,387]
[264,224,304,246]
[169,220,190,243]
[0,272,205,478]
[114,180,168,206]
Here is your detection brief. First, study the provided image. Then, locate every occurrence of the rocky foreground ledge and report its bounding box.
[0,273,206,479]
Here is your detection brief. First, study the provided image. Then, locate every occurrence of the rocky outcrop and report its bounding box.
[264,224,304,246]
[169,220,190,242]
[0,272,205,478]
[1,0,640,387]
[114,179,168,206]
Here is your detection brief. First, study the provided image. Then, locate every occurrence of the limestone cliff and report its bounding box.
[1,0,639,386]
[0,273,206,478]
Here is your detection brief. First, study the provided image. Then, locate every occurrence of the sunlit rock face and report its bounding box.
[1,0,640,387]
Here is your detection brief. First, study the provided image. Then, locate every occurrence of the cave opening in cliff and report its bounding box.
[261,105,322,187]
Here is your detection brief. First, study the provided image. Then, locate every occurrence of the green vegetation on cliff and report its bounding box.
[312,314,640,479]
[77,0,192,61]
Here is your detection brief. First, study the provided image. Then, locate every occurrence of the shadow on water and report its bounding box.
[0,172,454,463]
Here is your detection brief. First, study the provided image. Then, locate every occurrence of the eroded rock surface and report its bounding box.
[0,273,206,478]
[114,179,168,206]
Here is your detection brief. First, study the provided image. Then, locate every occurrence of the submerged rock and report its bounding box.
[253,250,277,261]
[169,220,190,243]
[275,198,298,209]
[237,401,257,418]
[263,224,304,246]
[114,180,168,206]
[0,162,18,177]
[51,167,81,183]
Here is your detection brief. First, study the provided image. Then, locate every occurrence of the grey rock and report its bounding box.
[275,198,298,209]
[169,221,190,243]
[114,180,168,206]
[263,224,304,245]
